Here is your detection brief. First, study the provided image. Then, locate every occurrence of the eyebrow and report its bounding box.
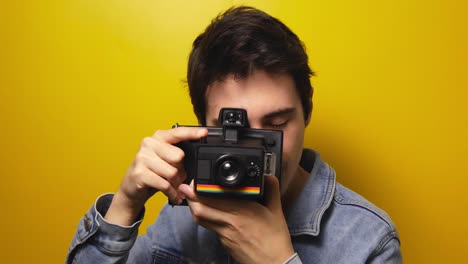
[261,107,296,120]
[210,107,296,125]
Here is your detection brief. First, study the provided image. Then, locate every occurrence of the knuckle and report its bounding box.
[228,224,239,235]
[166,166,179,178]
[132,166,145,179]
[173,149,185,162]
[158,180,171,192]
[152,130,164,140]
[227,220,240,233]
[140,137,153,148]
[134,152,147,163]
[133,154,148,170]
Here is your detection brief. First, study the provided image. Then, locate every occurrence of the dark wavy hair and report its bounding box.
[187,6,314,125]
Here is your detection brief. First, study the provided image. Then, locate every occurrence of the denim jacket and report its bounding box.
[67,149,401,263]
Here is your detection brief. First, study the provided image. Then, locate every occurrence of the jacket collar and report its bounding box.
[285,149,336,237]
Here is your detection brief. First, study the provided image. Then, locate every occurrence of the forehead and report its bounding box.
[205,71,300,122]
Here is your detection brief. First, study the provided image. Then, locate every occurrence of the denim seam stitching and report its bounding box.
[289,162,336,236]
[152,246,183,263]
[369,230,400,259]
[87,194,140,256]
[334,194,395,230]
[312,164,336,235]
[89,240,132,257]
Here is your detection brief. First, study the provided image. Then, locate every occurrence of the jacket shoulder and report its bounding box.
[331,183,400,256]
[334,183,397,231]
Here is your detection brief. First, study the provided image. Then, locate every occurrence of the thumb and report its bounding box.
[264,175,282,213]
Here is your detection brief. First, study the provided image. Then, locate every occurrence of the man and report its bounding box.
[67,6,401,263]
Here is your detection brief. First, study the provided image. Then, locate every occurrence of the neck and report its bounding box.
[281,166,310,214]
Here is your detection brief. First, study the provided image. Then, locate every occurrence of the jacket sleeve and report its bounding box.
[66,193,146,264]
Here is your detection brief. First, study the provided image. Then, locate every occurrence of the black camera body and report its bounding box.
[174,108,283,204]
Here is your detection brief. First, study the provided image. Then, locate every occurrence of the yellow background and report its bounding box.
[1,0,467,263]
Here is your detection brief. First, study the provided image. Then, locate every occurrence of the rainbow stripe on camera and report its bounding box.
[196,184,260,195]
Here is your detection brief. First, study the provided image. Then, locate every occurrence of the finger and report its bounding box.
[179,184,231,224]
[185,180,259,213]
[264,175,282,213]
[185,181,235,210]
[140,137,185,165]
[198,195,253,212]
[196,218,226,235]
[153,127,208,145]
[141,168,181,204]
[142,149,187,188]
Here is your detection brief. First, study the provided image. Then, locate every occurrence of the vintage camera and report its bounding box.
[173,108,283,205]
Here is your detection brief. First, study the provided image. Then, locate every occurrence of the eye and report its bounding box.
[268,120,289,129]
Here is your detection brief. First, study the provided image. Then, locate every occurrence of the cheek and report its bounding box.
[280,124,305,182]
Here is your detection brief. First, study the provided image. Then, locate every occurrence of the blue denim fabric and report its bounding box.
[67,149,401,263]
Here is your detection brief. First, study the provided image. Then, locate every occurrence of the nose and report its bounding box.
[247,120,263,130]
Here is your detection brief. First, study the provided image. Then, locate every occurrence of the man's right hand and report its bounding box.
[104,127,208,226]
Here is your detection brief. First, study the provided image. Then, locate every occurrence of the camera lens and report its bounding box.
[221,161,237,180]
[216,156,244,187]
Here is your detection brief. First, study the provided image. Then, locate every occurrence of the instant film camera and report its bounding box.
[173,108,283,205]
